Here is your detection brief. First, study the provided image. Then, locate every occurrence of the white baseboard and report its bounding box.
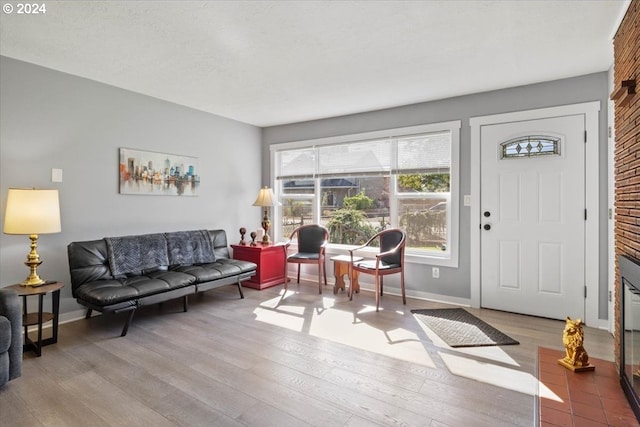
[290,272,471,307]
[23,308,97,334]
[60,308,98,324]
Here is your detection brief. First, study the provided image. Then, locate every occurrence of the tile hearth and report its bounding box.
[538,347,638,426]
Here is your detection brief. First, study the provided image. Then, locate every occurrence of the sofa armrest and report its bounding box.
[0,288,22,384]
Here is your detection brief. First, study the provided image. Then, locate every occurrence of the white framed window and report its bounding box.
[271,121,460,267]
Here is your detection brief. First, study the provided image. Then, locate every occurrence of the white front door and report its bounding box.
[480,114,585,320]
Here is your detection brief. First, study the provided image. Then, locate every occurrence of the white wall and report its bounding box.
[0,56,263,315]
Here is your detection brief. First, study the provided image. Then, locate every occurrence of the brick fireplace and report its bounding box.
[613,0,640,419]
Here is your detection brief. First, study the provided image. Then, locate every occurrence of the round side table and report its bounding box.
[5,281,64,357]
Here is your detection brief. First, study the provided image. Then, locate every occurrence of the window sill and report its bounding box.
[405,252,458,268]
[324,244,458,268]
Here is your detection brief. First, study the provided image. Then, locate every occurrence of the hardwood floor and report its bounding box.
[0,280,615,427]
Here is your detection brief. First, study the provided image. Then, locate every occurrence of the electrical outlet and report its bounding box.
[432,267,440,279]
[463,195,471,206]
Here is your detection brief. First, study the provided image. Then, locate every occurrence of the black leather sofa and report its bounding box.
[67,229,256,336]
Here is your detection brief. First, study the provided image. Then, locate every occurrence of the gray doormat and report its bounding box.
[411,308,519,348]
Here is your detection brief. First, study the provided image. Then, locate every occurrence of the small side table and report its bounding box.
[5,281,64,357]
[331,255,363,295]
[232,243,286,290]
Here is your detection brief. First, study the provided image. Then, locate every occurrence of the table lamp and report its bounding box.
[252,186,275,244]
[3,188,61,286]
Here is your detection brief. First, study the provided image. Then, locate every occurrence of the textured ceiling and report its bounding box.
[0,1,629,127]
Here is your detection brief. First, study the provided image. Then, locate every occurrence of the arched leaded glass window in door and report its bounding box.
[500,135,561,159]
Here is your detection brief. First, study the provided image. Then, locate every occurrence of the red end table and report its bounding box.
[232,243,286,290]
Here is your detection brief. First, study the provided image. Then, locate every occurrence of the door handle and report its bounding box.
[483,211,491,217]
[483,224,491,231]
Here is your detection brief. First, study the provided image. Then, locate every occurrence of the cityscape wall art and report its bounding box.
[119,148,200,196]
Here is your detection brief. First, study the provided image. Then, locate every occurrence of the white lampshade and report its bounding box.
[3,188,61,235]
[252,186,276,207]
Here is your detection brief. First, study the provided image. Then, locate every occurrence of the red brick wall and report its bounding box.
[614,0,640,367]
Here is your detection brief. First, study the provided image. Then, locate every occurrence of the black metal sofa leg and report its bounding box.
[237,281,245,299]
[183,295,188,312]
[121,309,136,337]
[85,308,92,319]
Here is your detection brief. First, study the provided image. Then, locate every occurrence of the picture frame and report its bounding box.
[119,148,200,196]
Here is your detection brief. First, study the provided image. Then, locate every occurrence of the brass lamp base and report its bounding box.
[21,274,46,287]
[20,234,47,287]
[261,208,271,245]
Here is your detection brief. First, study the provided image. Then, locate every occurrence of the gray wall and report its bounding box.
[263,72,610,319]
[0,56,263,316]
[0,57,610,320]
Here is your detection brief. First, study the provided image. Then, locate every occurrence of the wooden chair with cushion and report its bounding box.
[348,228,406,311]
[284,224,329,294]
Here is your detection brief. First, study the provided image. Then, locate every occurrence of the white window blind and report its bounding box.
[276,133,451,178]
[276,147,315,179]
[317,139,392,177]
[396,131,451,174]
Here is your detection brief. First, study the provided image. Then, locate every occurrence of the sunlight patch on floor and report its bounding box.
[253,306,305,331]
[355,305,379,315]
[253,295,436,368]
[263,290,296,306]
[539,382,563,402]
[308,305,436,368]
[414,316,521,367]
[439,352,540,396]
[321,296,336,308]
[254,288,572,402]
